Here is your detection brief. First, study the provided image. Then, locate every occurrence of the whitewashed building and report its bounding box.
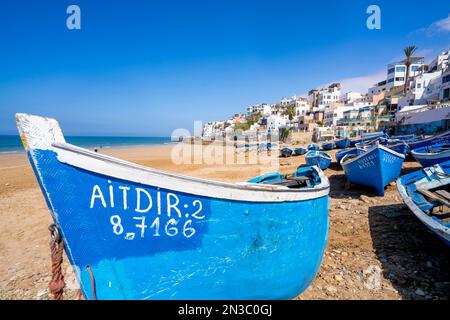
[246,103,272,116]
[266,115,287,133]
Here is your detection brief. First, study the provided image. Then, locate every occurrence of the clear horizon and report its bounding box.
[1,1,449,136]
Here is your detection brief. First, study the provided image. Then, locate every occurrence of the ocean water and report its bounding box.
[0,135,173,154]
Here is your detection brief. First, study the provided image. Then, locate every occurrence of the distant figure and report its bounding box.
[94,148,98,153]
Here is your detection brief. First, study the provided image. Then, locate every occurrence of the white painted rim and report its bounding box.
[16,113,330,203]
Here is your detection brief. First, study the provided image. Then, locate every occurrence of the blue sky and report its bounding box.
[1,0,449,136]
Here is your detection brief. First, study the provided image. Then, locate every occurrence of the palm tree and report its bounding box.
[403,45,417,94]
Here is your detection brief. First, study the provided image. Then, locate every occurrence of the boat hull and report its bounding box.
[306,152,331,170]
[321,143,334,151]
[408,131,450,150]
[335,148,361,164]
[397,163,450,247]
[335,139,350,149]
[341,145,405,196]
[411,150,450,167]
[17,114,330,300]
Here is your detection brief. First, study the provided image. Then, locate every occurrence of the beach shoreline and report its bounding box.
[0,144,448,300]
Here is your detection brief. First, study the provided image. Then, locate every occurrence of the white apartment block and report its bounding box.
[399,71,443,108]
[246,103,272,116]
[324,106,357,126]
[266,115,287,133]
[429,51,450,72]
[441,68,450,102]
[340,91,362,104]
[386,58,425,89]
[317,83,341,107]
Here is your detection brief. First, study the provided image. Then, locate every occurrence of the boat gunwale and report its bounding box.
[340,144,405,167]
[51,141,331,199]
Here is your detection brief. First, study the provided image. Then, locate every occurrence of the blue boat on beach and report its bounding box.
[397,161,450,247]
[411,143,450,167]
[16,113,330,300]
[335,148,363,164]
[294,147,307,156]
[305,151,332,170]
[335,139,350,149]
[307,143,319,151]
[408,131,450,150]
[341,144,405,196]
[357,139,409,156]
[280,147,293,157]
[321,142,335,151]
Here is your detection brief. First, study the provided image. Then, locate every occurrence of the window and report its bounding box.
[443,75,450,83]
[417,83,421,88]
[395,77,405,82]
[388,78,394,83]
[388,67,395,74]
[396,66,406,72]
[411,65,419,72]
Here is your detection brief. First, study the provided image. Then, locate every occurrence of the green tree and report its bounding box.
[282,105,296,120]
[403,45,417,94]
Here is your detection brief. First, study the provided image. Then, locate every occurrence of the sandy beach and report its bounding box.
[0,144,448,300]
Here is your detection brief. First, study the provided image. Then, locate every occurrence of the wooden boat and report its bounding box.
[335,148,363,164]
[16,113,330,300]
[408,131,450,150]
[334,138,350,149]
[280,147,293,157]
[341,144,405,196]
[357,139,409,156]
[294,147,307,156]
[397,162,450,247]
[411,143,450,167]
[307,144,319,151]
[321,142,335,151]
[389,134,416,141]
[305,151,332,170]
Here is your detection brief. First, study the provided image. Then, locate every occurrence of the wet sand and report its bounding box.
[0,144,448,300]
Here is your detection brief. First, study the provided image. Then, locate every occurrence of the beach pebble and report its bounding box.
[334,275,344,282]
[325,285,337,295]
[415,288,425,296]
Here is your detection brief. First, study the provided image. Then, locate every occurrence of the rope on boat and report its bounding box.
[48,224,65,300]
[86,266,97,300]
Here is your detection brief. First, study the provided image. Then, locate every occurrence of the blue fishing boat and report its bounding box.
[321,142,335,151]
[349,138,363,147]
[280,147,293,157]
[305,151,332,170]
[335,148,363,164]
[397,162,450,247]
[307,143,319,151]
[294,147,307,156]
[411,143,450,167]
[408,131,450,150]
[16,113,330,300]
[341,144,405,196]
[335,139,350,149]
[389,134,416,141]
[358,139,410,156]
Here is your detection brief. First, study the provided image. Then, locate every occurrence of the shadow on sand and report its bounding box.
[368,204,450,299]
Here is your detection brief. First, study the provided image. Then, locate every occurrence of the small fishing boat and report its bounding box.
[408,131,450,150]
[335,139,350,149]
[349,138,363,147]
[305,151,332,170]
[389,134,416,141]
[335,148,363,164]
[294,147,307,156]
[362,132,388,140]
[16,113,330,299]
[341,144,405,196]
[307,143,319,151]
[411,143,450,167]
[357,139,409,156]
[321,142,335,151]
[397,162,450,247]
[280,147,293,157]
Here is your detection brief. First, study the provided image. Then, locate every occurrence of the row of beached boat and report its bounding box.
[15,113,449,300]
[281,131,450,248]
